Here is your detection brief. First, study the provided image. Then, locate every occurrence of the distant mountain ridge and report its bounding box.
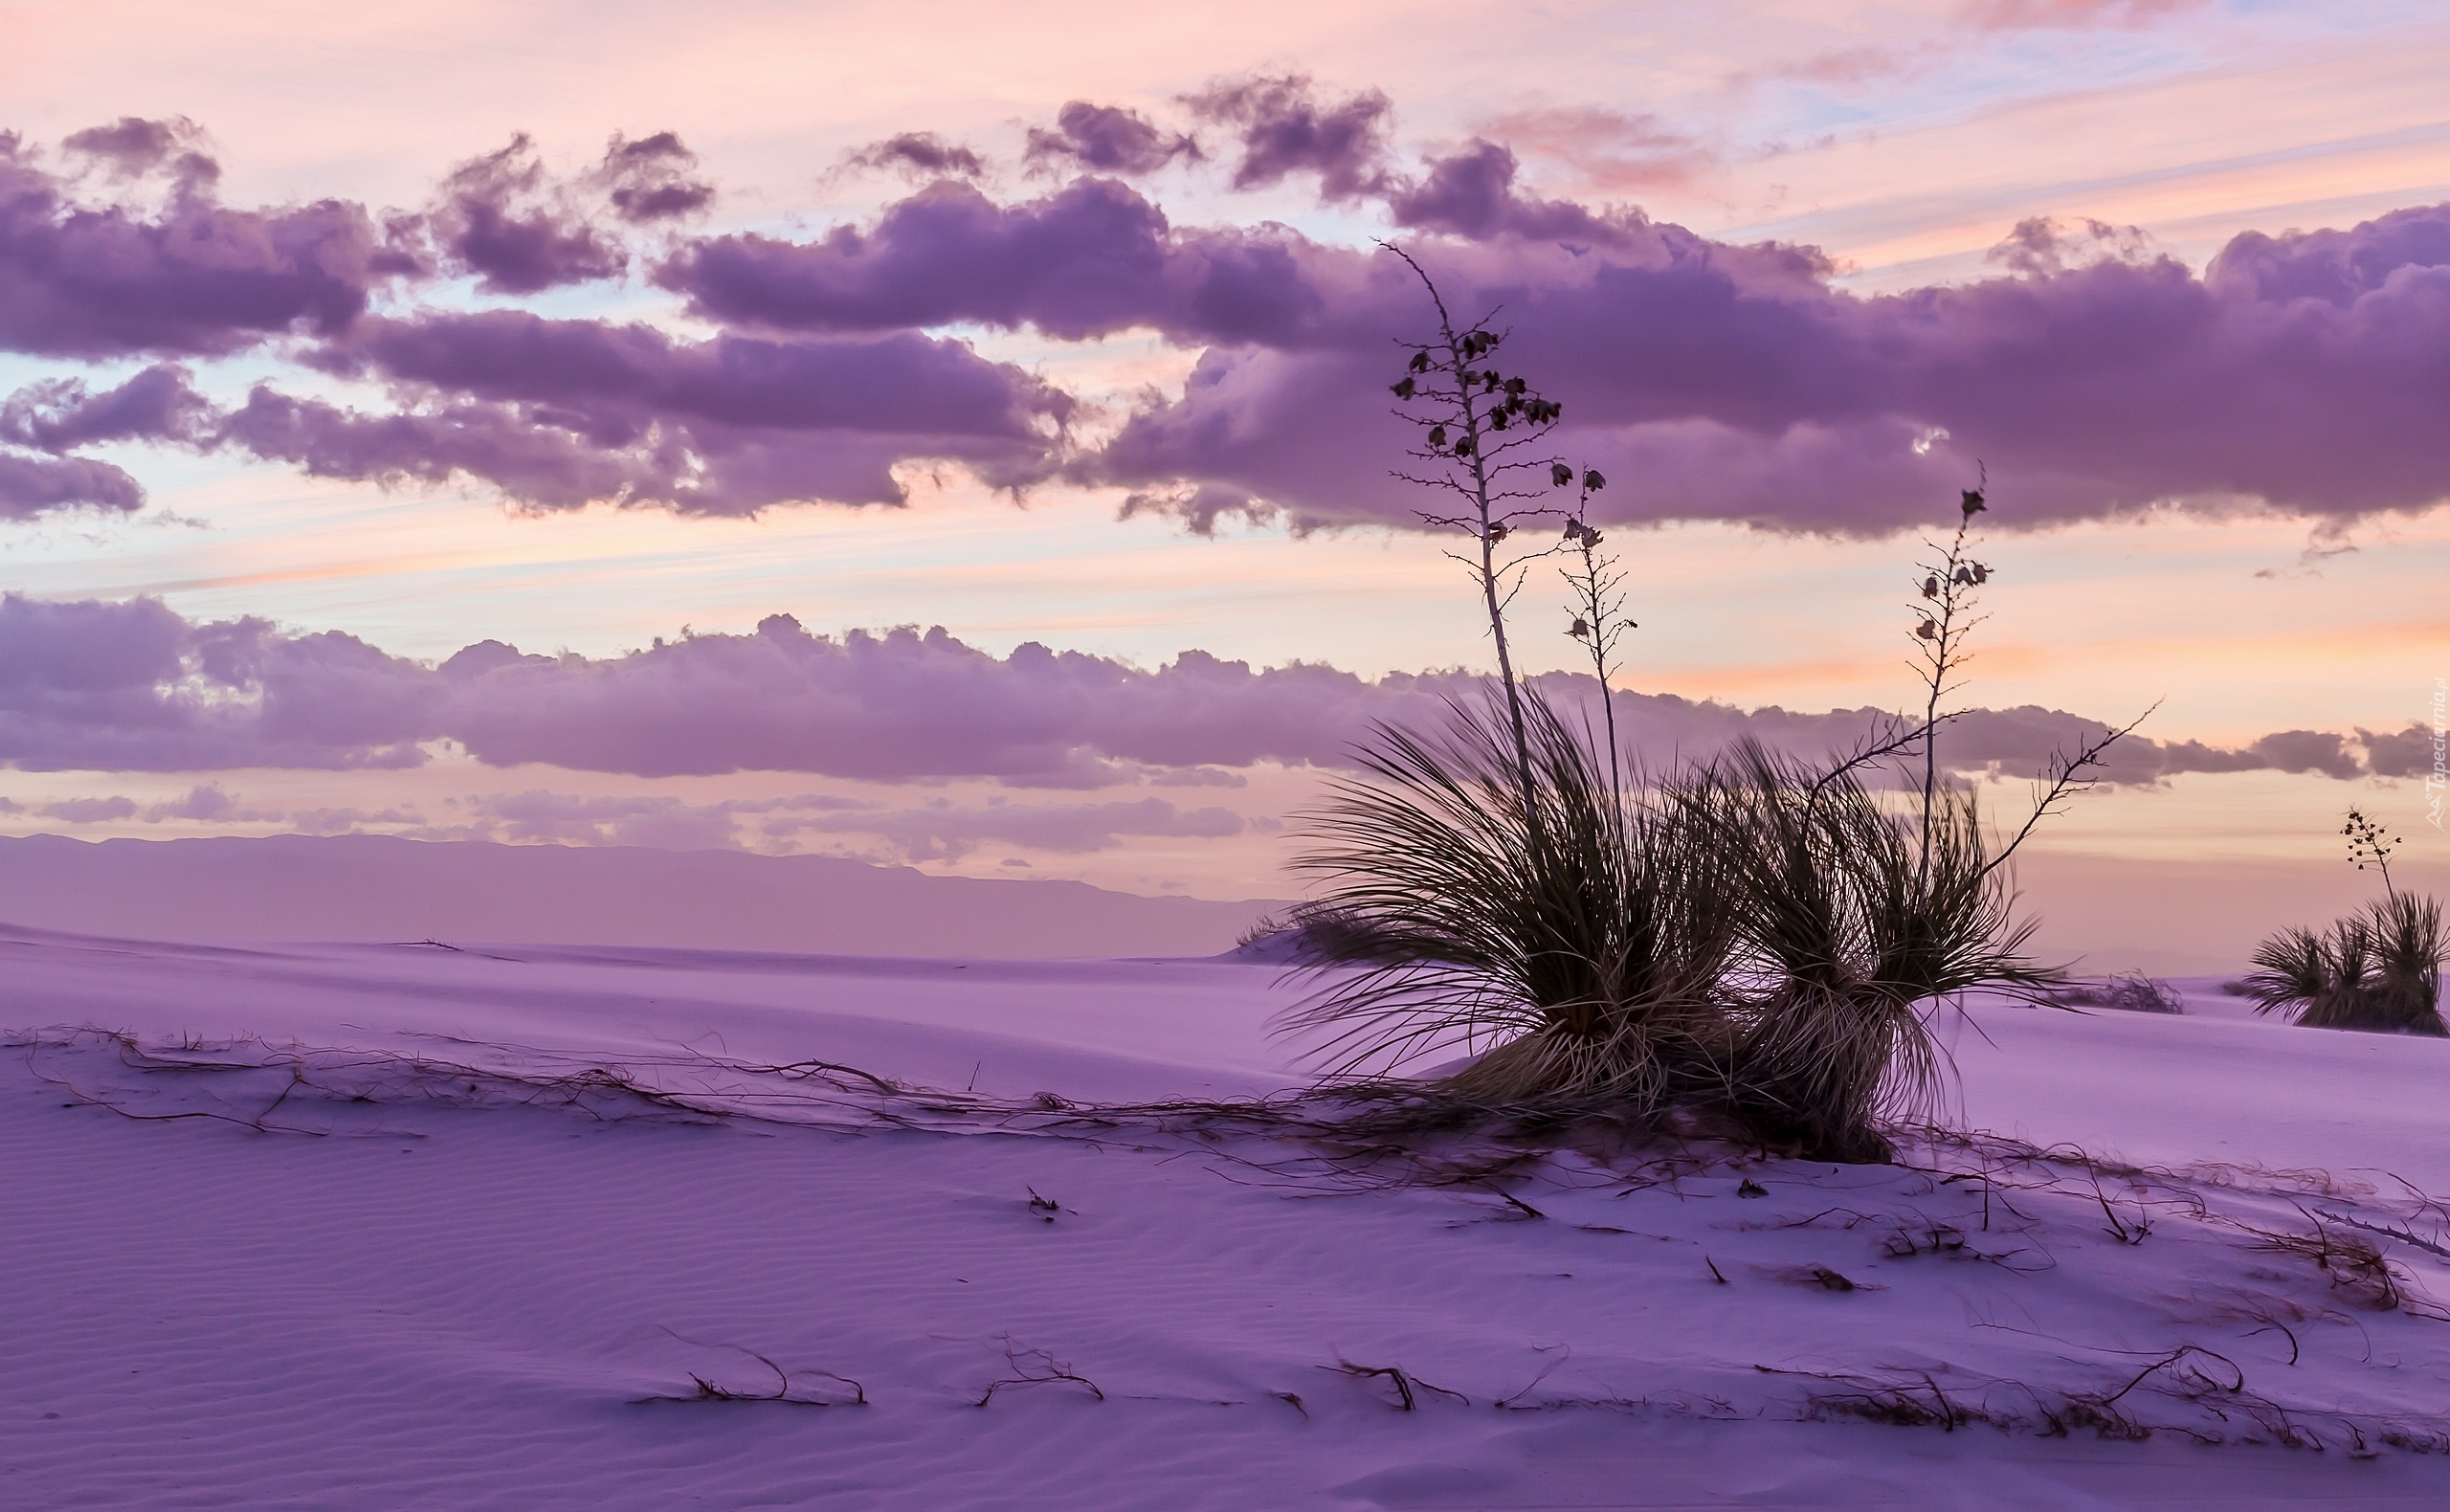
[0,834,1281,958]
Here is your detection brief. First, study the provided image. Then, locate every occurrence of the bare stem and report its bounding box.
[1384,243,1554,857]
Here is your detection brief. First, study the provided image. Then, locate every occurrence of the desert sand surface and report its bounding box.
[7,928,2450,1509]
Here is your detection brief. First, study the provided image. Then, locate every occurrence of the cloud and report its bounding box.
[1961,0,2209,33]
[1025,101,1199,175]
[416,129,713,291]
[0,593,434,771]
[1477,107,1710,193]
[800,795,1243,861]
[845,132,988,180]
[38,794,136,822]
[659,153,2450,533]
[429,614,1460,781]
[1384,140,1637,243]
[593,131,713,224]
[278,311,1071,512]
[659,177,1345,346]
[1985,215,2155,277]
[60,115,217,185]
[0,594,2424,793]
[2351,723,2439,781]
[424,134,624,295]
[3,363,212,452]
[0,452,145,519]
[0,364,209,518]
[404,789,870,851]
[1092,202,2450,533]
[145,782,243,820]
[0,122,390,359]
[1186,74,1395,201]
[9,114,2448,535]
[0,317,1078,516]
[457,789,748,851]
[212,785,1241,860]
[1763,0,2214,85]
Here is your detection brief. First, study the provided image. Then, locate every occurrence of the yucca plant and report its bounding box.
[2367,892,2447,1032]
[1282,685,1738,1110]
[2245,894,2447,1035]
[1691,740,2056,1162]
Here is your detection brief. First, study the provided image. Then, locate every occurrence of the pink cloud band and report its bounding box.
[0,593,2414,788]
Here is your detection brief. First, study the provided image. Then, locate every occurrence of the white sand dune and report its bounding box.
[7,927,2450,1508]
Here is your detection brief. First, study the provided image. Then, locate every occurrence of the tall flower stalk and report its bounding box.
[1908,480,1991,880]
[1558,475,1625,803]
[1382,245,1590,852]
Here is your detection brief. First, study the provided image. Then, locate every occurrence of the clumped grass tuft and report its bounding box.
[2054,973,2184,1013]
[1283,688,1739,1111]
[1282,692,2060,1162]
[1696,739,2053,1163]
[2245,894,2448,1035]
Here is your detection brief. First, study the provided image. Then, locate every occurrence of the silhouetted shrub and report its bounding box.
[2054,973,2183,1013]
[1281,693,2057,1162]
[2244,894,2447,1035]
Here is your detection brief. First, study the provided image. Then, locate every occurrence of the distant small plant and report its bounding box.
[2246,806,2443,1034]
[2245,894,2447,1036]
[2102,973,2182,1013]
[2055,973,2183,1013]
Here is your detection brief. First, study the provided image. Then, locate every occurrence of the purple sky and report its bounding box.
[0,0,2447,915]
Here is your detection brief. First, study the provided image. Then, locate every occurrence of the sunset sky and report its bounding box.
[2,0,2447,937]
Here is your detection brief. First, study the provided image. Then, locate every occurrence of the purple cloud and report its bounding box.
[1384,140,1635,243]
[426,135,623,295]
[8,114,2443,534]
[432,616,1456,781]
[214,387,664,510]
[0,316,1077,516]
[1094,203,2450,532]
[1025,102,1199,175]
[273,311,1072,511]
[1963,0,2208,32]
[0,452,145,518]
[38,794,136,822]
[60,115,216,186]
[0,594,433,771]
[0,124,390,359]
[0,595,2420,791]
[845,132,988,180]
[126,782,1240,860]
[663,160,2450,531]
[415,129,712,291]
[1187,74,1394,200]
[457,790,750,851]
[594,131,713,224]
[145,783,238,821]
[662,177,1340,346]
[800,795,1243,861]
[1986,214,2155,277]
[2355,723,2440,780]
[2,364,211,453]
